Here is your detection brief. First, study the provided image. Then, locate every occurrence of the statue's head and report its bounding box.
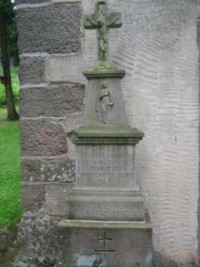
[102,81,108,88]
[96,1,106,14]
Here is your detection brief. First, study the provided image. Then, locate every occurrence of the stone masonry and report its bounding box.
[17,1,84,265]
[17,0,200,266]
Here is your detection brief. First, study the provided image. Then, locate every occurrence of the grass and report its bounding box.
[0,108,22,228]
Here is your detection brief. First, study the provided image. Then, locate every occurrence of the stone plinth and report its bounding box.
[61,66,153,266]
[68,189,145,221]
[59,220,153,267]
[67,126,144,222]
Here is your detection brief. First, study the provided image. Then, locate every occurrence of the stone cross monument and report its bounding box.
[59,1,153,266]
[84,1,122,68]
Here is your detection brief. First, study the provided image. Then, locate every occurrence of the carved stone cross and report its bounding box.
[84,1,122,68]
[94,231,115,261]
[96,232,114,251]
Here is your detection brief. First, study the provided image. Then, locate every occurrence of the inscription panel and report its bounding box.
[76,145,136,188]
[70,200,144,221]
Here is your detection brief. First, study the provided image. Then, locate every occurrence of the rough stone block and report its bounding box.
[60,225,153,267]
[17,213,63,264]
[22,183,46,212]
[21,120,67,157]
[19,57,46,85]
[20,83,85,118]
[45,183,73,216]
[21,157,75,183]
[17,3,82,54]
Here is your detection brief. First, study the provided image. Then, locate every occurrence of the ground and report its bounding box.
[0,107,21,227]
[0,223,19,266]
[0,108,22,266]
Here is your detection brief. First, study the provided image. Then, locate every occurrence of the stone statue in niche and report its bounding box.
[96,81,114,124]
[84,1,122,68]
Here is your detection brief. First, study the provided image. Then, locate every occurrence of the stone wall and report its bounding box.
[17,0,200,266]
[16,1,84,265]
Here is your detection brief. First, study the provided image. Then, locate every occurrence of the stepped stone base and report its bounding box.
[58,220,153,267]
[68,189,145,221]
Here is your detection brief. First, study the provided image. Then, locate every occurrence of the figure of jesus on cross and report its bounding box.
[84,1,122,69]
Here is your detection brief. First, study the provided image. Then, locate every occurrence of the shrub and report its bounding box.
[0,67,20,106]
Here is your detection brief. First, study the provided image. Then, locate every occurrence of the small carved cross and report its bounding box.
[94,231,115,265]
[84,1,122,67]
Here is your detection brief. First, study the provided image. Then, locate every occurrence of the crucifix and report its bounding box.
[84,1,122,68]
[94,231,115,266]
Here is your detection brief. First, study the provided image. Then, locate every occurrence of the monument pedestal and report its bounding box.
[67,125,145,222]
[59,221,152,267]
[59,67,153,265]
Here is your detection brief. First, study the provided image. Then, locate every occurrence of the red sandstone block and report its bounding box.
[21,120,68,157]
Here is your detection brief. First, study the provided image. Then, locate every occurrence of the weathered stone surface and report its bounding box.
[0,224,18,267]
[20,83,85,118]
[21,120,67,157]
[17,213,63,265]
[22,157,75,183]
[17,257,56,267]
[0,227,17,256]
[68,190,145,221]
[82,72,128,126]
[45,183,73,216]
[76,145,136,188]
[17,3,82,54]
[62,112,83,159]
[22,184,46,212]
[19,57,46,85]
[23,183,73,217]
[61,227,152,267]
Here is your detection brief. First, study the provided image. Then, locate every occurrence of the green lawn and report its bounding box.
[0,108,22,227]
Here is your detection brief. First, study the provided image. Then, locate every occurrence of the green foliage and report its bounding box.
[0,115,22,227]
[0,0,19,65]
[0,67,20,106]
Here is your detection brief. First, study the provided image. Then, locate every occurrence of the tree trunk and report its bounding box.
[0,8,19,121]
